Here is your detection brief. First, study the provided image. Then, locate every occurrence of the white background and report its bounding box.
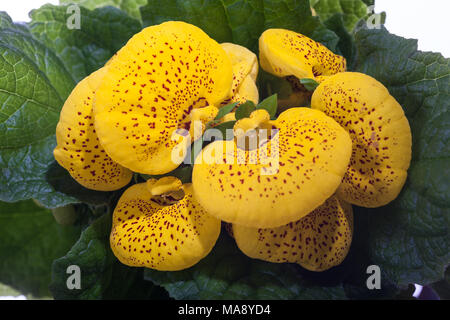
[0,0,443,300]
[1,0,449,57]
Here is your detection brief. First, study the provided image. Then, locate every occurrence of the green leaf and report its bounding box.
[29,4,141,82]
[257,70,293,100]
[256,94,278,118]
[263,0,339,51]
[140,0,340,53]
[0,29,75,101]
[0,11,30,33]
[59,0,148,21]
[215,102,239,120]
[144,232,347,299]
[0,6,140,208]
[235,101,256,120]
[0,11,14,29]
[50,212,169,299]
[0,200,80,297]
[0,12,79,208]
[299,78,320,91]
[312,0,369,32]
[431,268,450,300]
[51,205,78,226]
[141,0,241,48]
[323,13,356,64]
[45,161,127,206]
[352,26,450,286]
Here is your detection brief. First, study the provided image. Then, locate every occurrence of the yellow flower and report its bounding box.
[259,28,346,83]
[54,67,133,191]
[192,107,352,228]
[232,195,353,272]
[311,72,412,207]
[110,176,221,271]
[93,21,233,175]
[221,42,259,106]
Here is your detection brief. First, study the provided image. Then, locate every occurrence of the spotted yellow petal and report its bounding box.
[311,72,412,207]
[110,181,221,271]
[232,195,353,272]
[234,75,259,105]
[192,107,352,228]
[259,29,346,82]
[221,43,259,106]
[54,68,133,191]
[94,21,233,175]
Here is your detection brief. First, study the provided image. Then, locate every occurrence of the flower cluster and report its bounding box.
[54,21,412,272]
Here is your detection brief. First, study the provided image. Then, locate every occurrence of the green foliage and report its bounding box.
[352,25,450,287]
[0,200,80,297]
[215,102,239,121]
[312,0,369,31]
[145,232,348,299]
[0,6,140,208]
[29,4,141,82]
[257,70,294,101]
[140,0,340,53]
[235,101,257,120]
[0,0,447,300]
[0,13,77,208]
[50,213,169,299]
[256,94,278,118]
[299,78,320,91]
[45,161,127,206]
[431,268,450,300]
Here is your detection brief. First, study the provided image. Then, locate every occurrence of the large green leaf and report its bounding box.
[0,200,80,297]
[140,0,339,53]
[50,212,169,299]
[0,6,141,208]
[59,0,148,21]
[322,13,356,63]
[0,11,30,33]
[311,0,369,32]
[144,232,347,300]
[0,13,78,208]
[29,4,141,82]
[352,26,450,286]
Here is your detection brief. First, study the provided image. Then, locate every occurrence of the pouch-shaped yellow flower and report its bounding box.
[221,42,259,107]
[232,195,353,272]
[54,68,133,191]
[93,21,233,175]
[192,107,352,228]
[110,177,221,271]
[259,28,346,82]
[311,72,412,207]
